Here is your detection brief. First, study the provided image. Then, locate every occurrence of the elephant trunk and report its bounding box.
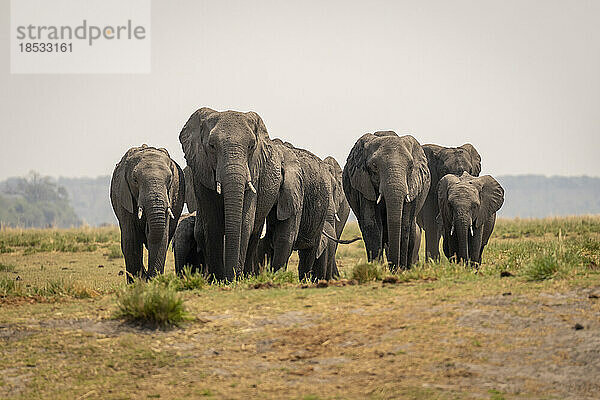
[382,174,407,270]
[146,198,169,279]
[455,215,471,264]
[469,225,483,265]
[222,164,247,281]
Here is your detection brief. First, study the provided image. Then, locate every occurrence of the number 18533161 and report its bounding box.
[19,42,73,53]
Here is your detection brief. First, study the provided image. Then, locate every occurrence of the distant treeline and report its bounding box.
[0,172,81,228]
[0,173,598,227]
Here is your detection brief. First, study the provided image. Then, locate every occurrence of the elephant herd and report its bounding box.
[110,108,505,283]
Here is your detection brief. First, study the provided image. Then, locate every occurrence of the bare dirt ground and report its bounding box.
[1,280,599,399]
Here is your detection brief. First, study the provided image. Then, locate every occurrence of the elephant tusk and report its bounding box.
[138,206,143,220]
[335,213,341,222]
[450,225,454,236]
[248,181,257,194]
[260,222,267,239]
[216,181,221,195]
[377,193,383,204]
[167,207,175,220]
[470,225,474,236]
[406,194,410,202]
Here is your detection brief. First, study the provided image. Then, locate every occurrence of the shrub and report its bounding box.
[351,262,383,283]
[523,253,560,281]
[114,279,190,327]
[179,266,207,290]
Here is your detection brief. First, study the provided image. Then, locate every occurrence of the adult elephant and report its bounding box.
[343,131,430,270]
[260,140,331,280]
[418,143,481,261]
[180,108,293,281]
[110,145,185,283]
[438,172,504,266]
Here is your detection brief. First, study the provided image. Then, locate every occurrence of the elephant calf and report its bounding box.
[438,172,504,266]
[110,145,185,282]
[173,213,204,276]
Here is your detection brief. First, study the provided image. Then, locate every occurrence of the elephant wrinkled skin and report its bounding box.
[173,212,204,276]
[343,131,430,270]
[418,143,481,261]
[438,172,504,266]
[110,145,185,283]
[180,108,291,281]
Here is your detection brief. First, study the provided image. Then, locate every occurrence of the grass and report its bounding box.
[351,262,384,283]
[0,217,599,398]
[114,278,190,327]
[0,276,98,298]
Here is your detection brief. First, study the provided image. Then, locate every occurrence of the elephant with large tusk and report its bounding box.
[110,145,185,283]
[343,131,430,270]
[438,172,504,266]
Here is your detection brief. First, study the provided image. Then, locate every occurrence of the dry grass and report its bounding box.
[0,217,599,399]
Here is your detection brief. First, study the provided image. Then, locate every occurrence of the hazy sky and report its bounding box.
[1,0,599,180]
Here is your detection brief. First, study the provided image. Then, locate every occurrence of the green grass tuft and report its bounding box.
[351,262,383,283]
[106,244,123,259]
[0,262,15,272]
[114,279,190,327]
[0,276,98,298]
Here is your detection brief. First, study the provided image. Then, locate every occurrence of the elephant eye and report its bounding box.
[370,162,377,171]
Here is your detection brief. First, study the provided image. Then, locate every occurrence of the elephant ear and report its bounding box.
[437,174,460,228]
[179,107,216,190]
[246,111,270,142]
[169,160,186,217]
[475,175,504,227]
[347,134,377,202]
[277,150,303,220]
[407,137,431,202]
[111,158,135,214]
[183,166,198,212]
[460,143,481,176]
[421,144,443,184]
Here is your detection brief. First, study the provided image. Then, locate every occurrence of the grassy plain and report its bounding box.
[1,217,599,399]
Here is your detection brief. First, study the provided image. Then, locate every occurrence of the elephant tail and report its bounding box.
[322,230,362,244]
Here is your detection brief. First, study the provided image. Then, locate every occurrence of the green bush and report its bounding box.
[351,262,383,283]
[114,279,190,327]
[523,253,561,281]
[179,267,208,290]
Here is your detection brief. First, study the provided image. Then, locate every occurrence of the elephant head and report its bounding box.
[343,131,430,269]
[111,145,185,279]
[438,172,504,265]
[180,108,277,279]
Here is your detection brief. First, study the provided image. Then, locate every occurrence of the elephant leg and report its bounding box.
[423,212,441,262]
[202,221,224,281]
[298,248,317,281]
[358,202,382,262]
[411,224,421,264]
[314,247,328,281]
[120,221,144,284]
[270,216,298,272]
